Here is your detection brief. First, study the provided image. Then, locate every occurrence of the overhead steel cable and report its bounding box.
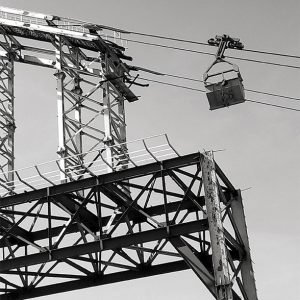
[120,38,215,56]
[244,89,300,102]
[124,38,300,70]
[128,31,300,59]
[52,25,300,69]
[225,55,300,70]
[54,23,300,59]
[164,74,300,101]
[134,69,300,101]
[245,99,300,112]
[138,77,300,112]
[127,31,208,47]
[242,48,300,59]
[139,77,206,93]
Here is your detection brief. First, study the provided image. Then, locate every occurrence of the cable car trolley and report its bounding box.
[203,34,245,110]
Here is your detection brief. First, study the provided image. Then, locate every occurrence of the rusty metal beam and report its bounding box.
[202,151,233,300]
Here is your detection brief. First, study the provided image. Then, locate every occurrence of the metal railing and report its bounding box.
[0,6,89,34]
[0,134,179,197]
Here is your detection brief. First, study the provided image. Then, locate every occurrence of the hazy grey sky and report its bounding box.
[1,0,299,299]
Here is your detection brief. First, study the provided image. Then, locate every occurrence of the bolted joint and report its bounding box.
[72,85,83,97]
[5,119,16,131]
[56,146,66,156]
[54,71,66,80]
[103,135,113,144]
[72,76,83,96]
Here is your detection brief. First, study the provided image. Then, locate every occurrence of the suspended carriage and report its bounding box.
[204,35,245,110]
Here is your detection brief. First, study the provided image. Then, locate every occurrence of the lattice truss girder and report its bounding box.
[0,16,139,185]
[0,152,257,300]
[0,30,15,197]
[53,35,128,181]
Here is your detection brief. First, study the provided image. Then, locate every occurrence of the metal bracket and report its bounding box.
[208,34,244,59]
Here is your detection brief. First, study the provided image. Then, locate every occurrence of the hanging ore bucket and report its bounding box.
[203,35,245,110]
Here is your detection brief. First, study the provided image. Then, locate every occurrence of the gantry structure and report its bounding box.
[0,7,258,300]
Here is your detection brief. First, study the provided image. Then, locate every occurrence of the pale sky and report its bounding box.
[1,0,299,299]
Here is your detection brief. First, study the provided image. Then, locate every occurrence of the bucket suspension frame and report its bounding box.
[203,35,245,110]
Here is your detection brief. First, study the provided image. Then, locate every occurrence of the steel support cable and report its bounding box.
[50,25,299,69]
[45,25,300,68]
[123,38,300,70]
[127,31,300,59]
[54,23,300,59]
[156,73,300,102]
[139,77,206,92]
[139,77,300,112]
[245,99,300,112]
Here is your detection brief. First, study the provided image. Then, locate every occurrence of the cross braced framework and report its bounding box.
[0,152,257,300]
[52,30,132,182]
[0,6,138,186]
[0,7,258,300]
[0,29,17,216]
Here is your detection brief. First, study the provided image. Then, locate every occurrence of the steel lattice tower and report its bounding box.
[0,7,258,300]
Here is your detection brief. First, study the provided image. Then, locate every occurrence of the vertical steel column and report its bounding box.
[71,47,83,179]
[0,54,15,198]
[101,53,127,172]
[6,56,14,190]
[102,54,113,171]
[231,190,258,300]
[73,76,83,167]
[202,151,233,300]
[117,89,127,170]
[54,35,67,183]
[52,36,130,180]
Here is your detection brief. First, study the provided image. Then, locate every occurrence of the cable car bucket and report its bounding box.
[203,35,245,110]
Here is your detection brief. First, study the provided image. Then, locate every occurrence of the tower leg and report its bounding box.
[202,151,233,300]
[102,78,113,172]
[0,55,15,201]
[53,38,129,181]
[101,53,127,173]
[231,191,258,300]
[54,35,67,183]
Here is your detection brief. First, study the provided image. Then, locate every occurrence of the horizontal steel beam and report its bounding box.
[1,195,205,248]
[1,260,192,300]
[0,19,97,42]
[0,219,208,272]
[0,152,203,208]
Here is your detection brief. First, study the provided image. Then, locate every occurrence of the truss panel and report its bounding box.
[0,152,257,300]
